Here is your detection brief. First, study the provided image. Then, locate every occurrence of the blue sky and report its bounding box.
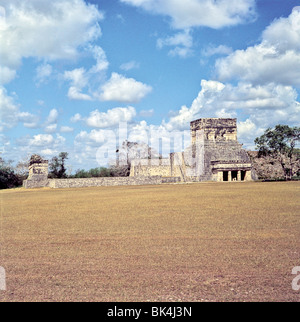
[0,0,300,171]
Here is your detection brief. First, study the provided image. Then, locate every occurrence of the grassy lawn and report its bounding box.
[0,181,299,302]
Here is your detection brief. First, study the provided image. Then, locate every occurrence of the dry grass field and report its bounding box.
[0,181,299,302]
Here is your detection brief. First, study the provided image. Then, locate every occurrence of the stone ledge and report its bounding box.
[23,176,162,189]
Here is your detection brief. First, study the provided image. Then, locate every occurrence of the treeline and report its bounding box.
[0,158,27,189]
[69,166,129,179]
[48,152,130,179]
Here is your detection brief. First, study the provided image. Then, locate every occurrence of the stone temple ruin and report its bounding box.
[23,118,253,189]
[130,118,253,182]
[24,155,49,189]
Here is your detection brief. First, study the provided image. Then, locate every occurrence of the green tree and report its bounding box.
[255,125,300,180]
[49,152,69,178]
[0,157,22,189]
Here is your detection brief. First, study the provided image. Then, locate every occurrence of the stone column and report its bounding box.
[228,171,232,182]
[245,171,252,181]
[237,171,241,181]
[217,171,223,182]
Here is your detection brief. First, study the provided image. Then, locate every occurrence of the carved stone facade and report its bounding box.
[130,118,253,182]
[23,159,49,188]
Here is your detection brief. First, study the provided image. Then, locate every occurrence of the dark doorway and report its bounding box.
[223,171,228,182]
[241,171,246,181]
[232,171,238,181]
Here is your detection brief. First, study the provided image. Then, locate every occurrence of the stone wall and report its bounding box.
[130,159,172,177]
[161,177,181,184]
[23,176,163,189]
[23,179,50,189]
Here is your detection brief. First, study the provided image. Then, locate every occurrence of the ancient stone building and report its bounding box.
[23,118,253,189]
[130,118,253,182]
[23,156,49,188]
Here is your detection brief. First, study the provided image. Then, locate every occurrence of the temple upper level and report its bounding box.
[191,118,237,143]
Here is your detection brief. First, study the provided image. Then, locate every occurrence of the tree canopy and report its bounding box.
[49,152,69,179]
[255,125,300,180]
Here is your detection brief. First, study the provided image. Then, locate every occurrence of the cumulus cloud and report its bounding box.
[0,66,16,85]
[29,134,55,147]
[63,45,109,101]
[157,30,193,58]
[163,80,300,146]
[216,7,300,87]
[0,86,20,130]
[120,0,257,29]
[0,0,103,72]
[99,73,152,103]
[89,45,110,73]
[85,106,137,128]
[45,124,58,134]
[60,126,74,133]
[16,134,66,156]
[18,112,40,129]
[46,109,59,124]
[74,128,118,167]
[71,113,83,123]
[0,86,43,130]
[75,129,107,145]
[64,68,92,101]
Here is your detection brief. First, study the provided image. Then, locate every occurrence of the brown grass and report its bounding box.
[0,181,300,302]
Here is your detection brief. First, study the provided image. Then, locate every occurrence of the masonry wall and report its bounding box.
[23,179,50,189]
[23,176,163,189]
[130,159,172,177]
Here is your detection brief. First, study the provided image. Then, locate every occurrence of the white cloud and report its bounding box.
[0,66,16,85]
[0,87,43,130]
[64,68,92,101]
[120,61,140,71]
[46,109,59,124]
[99,73,152,103]
[18,112,40,129]
[36,63,53,84]
[85,106,137,128]
[163,80,300,144]
[157,30,193,58]
[63,46,109,101]
[120,0,256,29]
[74,128,118,167]
[45,124,58,134]
[71,113,82,123]
[75,129,107,145]
[0,0,103,72]
[216,8,300,87]
[16,133,66,159]
[202,44,233,57]
[67,86,93,101]
[139,109,154,118]
[89,45,109,73]
[41,148,58,156]
[0,86,19,130]
[29,134,55,147]
[60,126,74,133]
